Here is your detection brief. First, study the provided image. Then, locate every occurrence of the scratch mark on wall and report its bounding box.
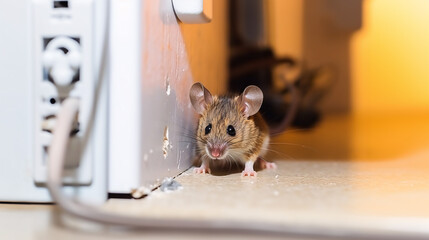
[162,126,169,159]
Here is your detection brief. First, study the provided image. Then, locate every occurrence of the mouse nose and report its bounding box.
[208,143,227,159]
[211,148,221,158]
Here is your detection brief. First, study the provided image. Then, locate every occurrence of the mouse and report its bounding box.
[189,82,277,177]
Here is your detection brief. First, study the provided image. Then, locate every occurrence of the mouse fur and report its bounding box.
[189,82,273,176]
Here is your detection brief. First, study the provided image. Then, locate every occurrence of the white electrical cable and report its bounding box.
[45,1,427,239]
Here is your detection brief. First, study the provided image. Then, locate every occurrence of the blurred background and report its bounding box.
[182,0,429,162]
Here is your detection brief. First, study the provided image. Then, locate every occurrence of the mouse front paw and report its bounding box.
[241,169,257,177]
[193,166,211,174]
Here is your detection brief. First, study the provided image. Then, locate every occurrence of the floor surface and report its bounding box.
[105,155,429,238]
[2,113,429,239]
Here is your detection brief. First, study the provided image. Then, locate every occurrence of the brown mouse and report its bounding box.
[189,82,276,176]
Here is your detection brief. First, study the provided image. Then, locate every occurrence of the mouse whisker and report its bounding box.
[268,142,318,152]
[226,153,242,171]
[177,141,197,145]
[227,158,232,172]
[175,128,196,135]
[269,128,312,137]
[228,136,260,146]
[232,154,241,169]
[179,134,197,139]
[179,135,205,143]
[260,147,295,160]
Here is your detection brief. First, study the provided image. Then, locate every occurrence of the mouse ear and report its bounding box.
[189,82,213,114]
[239,85,263,118]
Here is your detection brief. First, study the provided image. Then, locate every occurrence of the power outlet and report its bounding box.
[32,0,95,185]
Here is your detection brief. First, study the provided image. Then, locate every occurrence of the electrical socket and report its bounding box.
[32,0,95,185]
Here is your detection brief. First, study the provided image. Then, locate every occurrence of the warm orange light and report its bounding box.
[351,0,429,114]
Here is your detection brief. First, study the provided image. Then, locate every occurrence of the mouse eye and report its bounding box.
[205,123,212,135]
[227,125,236,136]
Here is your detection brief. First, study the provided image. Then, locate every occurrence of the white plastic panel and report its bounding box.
[108,0,196,194]
[172,0,213,23]
[0,0,51,202]
[108,0,142,193]
[32,0,94,185]
[0,0,108,203]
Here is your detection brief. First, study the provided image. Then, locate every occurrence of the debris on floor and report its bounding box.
[160,177,182,192]
[131,186,151,199]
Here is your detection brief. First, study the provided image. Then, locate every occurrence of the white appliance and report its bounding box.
[0,0,211,203]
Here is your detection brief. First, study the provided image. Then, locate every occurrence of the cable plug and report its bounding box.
[43,37,81,87]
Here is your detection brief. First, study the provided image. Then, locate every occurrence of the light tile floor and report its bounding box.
[2,113,429,239]
[104,113,429,238]
[105,153,429,238]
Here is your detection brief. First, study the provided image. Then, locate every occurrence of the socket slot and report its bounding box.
[41,115,57,133]
[41,114,80,135]
[53,1,69,9]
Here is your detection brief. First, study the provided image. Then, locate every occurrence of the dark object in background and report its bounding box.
[228,0,332,133]
[229,47,297,133]
[229,47,329,133]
